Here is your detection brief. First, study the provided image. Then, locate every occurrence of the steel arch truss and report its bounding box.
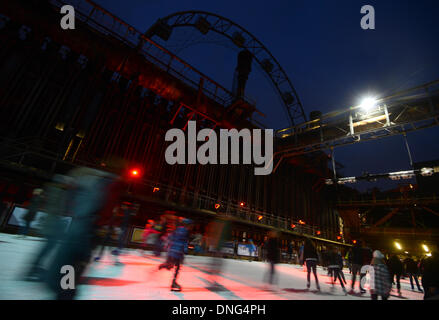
[146,11,307,126]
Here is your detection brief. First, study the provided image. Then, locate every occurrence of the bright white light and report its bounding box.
[360,97,378,112]
[389,170,415,180]
[395,242,402,250]
[423,244,429,252]
[421,167,434,177]
[337,177,357,184]
[426,253,432,257]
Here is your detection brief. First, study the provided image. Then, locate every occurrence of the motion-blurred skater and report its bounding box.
[18,188,44,238]
[159,217,192,291]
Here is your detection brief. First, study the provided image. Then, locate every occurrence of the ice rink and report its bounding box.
[0,233,424,300]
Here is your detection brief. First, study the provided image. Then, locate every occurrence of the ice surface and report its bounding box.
[0,233,423,300]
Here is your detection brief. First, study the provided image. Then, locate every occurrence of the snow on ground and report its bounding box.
[0,233,424,300]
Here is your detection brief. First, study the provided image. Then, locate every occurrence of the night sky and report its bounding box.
[94,0,439,191]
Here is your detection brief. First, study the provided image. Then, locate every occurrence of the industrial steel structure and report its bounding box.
[0,0,343,250]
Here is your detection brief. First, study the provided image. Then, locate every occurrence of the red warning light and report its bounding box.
[153,187,160,193]
[215,203,221,210]
[240,202,245,207]
[291,224,296,229]
[337,236,341,240]
[316,231,321,235]
[130,168,141,177]
[258,215,263,221]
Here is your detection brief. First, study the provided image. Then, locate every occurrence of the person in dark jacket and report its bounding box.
[24,175,72,281]
[19,188,44,237]
[264,231,280,287]
[350,241,370,294]
[404,256,423,292]
[44,167,123,300]
[303,237,320,290]
[421,249,439,300]
[328,247,347,294]
[370,250,392,300]
[349,243,363,293]
[159,217,192,291]
[287,241,294,263]
[111,201,140,265]
[387,254,404,295]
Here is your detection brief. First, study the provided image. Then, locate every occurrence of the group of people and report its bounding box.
[16,178,439,299]
[300,239,439,300]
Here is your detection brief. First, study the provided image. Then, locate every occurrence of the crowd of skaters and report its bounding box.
[8,169,439,299]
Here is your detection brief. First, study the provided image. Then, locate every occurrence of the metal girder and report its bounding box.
[271,80,439,170]
[145,11,307,127]
[372,207,399,227]
[422,206,439,218]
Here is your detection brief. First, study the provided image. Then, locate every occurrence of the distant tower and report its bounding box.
[232,49,253,99]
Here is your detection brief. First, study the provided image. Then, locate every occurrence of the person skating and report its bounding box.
[349,240,370,294]
[112,201,140,265]
[328,247,347,294]
[263,231,280,288]
[18,188,44,238]
[248,239,257,262]
[141,219,159,254]
[43,166,124,300]
[158,217,192,291]
[287,241,294,264]
[421,248,439,300]
[369,250,392,300]
[303,237,320,290]
[153,215,168,257]
[387,253,403,295]
[24,175,71,281]
[403,256,423,292]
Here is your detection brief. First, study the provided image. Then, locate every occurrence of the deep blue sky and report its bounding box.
[93,0,439,191]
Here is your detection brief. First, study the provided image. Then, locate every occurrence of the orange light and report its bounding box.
[316,231,321,235]
[153,187,160,193]
[258,215,263,221]
[291,224,296,229]
[215,204,220,210]
[337,236,341,240]
[339,231,343,235]
[240,202,245,207]
[299,220,305,225]
[352,240,357,244]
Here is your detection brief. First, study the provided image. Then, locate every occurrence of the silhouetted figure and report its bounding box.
[328,247,347,294]
[19,188,44,237]
[303,238,320,290]
[24,175,71,281]
[350,240,371,294]
[404,256,423,292]
[387,254,403,295]
[421,249,439,300]
[264,231,280,287]
[44,167,123,300]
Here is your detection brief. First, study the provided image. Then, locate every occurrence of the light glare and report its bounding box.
[360,97,377,112]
